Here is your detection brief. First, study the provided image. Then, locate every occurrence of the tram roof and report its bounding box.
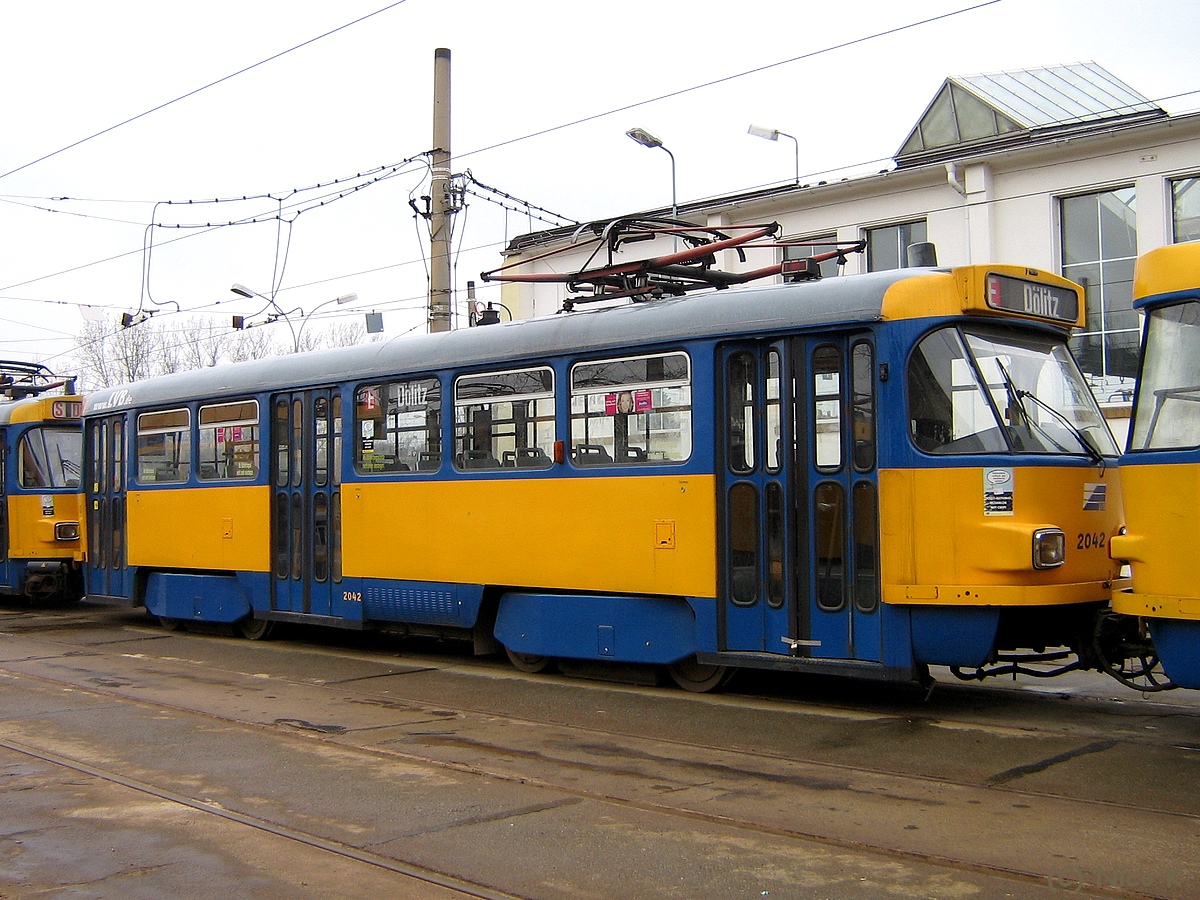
[85,268,925,413]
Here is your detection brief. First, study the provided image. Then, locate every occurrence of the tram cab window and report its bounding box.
[1130,303,1200,450]
[198,400,259,480]
[908,325,1118,457]
[569,352,692,466]
[18,426,83,488]
[355,378,442,474]
[453,368,554,471]
[136,409,191,483]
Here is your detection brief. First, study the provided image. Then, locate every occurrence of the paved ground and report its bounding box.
[1,603,1196,899]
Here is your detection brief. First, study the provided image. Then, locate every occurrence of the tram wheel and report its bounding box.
[505,646,554,674]
[158,617,184,631]
[238,616,275,641]
[667,657,731,693]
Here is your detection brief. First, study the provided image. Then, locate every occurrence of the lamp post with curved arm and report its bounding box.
[748,124,800,184]
[230,284,357,353]
[626,127,677,220]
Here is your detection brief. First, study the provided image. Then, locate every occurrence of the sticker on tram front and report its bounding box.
[1083,482,1107,511]
[984,467,1014,516]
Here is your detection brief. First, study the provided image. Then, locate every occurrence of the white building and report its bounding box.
[492,63,1200,442]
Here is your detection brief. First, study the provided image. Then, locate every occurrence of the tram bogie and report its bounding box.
[81,261,1130,690]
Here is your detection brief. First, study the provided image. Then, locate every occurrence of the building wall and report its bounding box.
[507,113,1200,332]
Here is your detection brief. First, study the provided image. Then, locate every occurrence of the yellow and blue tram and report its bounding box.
[83,262,1124,689]
[1110,240,1200,689]
[0,370,85,603]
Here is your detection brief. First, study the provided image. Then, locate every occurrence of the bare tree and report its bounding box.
[67,309,375,390]
[227,327,280,362]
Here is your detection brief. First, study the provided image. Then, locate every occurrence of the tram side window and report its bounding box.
[907,328,1005,455]
[198,400,259,480]
[18,427,83,488]
[454,368,554,471]
[570,352,692,466]
[136,409,191,483]
[355,378,442,473]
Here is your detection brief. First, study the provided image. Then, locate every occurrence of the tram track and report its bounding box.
[3,612,1199,897]
[0,734,523,900]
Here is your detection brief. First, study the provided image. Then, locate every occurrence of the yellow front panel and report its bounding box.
[6,493,85,561]
[127,485,271,571]
[879,265,1085,327]
[1133,242,1200,300]
[879,465,1123,606]
[1110,463,1200,618]
[343,474,718,598]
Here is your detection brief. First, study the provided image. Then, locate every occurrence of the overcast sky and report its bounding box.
[2,0,1197,370]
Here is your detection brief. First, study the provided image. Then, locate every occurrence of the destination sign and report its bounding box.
[985,274,1080,324]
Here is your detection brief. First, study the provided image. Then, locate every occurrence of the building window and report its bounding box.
[1061,188,1138,382]
[1173,177,1200,243]
[783,234,841,278]
[866,220,927,272]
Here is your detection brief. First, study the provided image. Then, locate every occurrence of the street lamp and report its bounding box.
[626,127,677,220]
[230,284,357,353]
[748,124,800,184]
[295,292,358,349]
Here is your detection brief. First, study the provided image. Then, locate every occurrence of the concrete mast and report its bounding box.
[429,48,453,333]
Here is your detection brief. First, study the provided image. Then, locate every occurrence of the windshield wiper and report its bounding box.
[995,360,1105,466]
[1017,389,1107,467]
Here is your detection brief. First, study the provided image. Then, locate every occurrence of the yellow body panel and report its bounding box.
[7,396,81,425]
[1133,241,1200,300]
[6,492,85,561]
[880,265,1085,327]
[1110,463,1200,619]
[127,485,271,571]
[343,474,718,598]
[879,465,1122,606]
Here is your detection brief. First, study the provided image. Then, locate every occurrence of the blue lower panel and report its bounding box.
[909,606,1000,668]
[145,572,252,623]
[495,592,697,665]
[1149,618,1200,689]
[361,580,483,628]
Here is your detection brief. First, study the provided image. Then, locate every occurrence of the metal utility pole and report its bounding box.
[429,48,453,333]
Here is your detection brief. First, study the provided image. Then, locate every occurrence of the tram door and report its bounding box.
[802,335,881,662]
[720,343,794,652]
[270,390,342,618]
[86,415,130,600]
[719,337,881,663]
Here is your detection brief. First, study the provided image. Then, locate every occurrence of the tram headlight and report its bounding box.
[1032,528,1066,569]
[54,522,80,541]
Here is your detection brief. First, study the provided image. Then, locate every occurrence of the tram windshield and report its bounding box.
[18,425,83,488]
[1129,301,1200,451]
[908,324,1118,458]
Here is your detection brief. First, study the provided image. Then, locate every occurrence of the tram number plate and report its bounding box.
[1076,532,1107,550]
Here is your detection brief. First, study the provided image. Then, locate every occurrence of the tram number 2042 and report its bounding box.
[342,591,364,603]
[1077,532,1107,550]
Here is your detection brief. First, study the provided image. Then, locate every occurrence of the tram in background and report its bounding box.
[0,363,85,603]
[82,250,1129,691]
[1110,240,1200,689]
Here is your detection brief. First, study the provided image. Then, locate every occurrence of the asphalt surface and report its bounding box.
[1,602,1197,899]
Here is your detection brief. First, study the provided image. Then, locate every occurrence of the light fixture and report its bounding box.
[626,127,663,149]
[748,123,800,184]
[626,127,677,222]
